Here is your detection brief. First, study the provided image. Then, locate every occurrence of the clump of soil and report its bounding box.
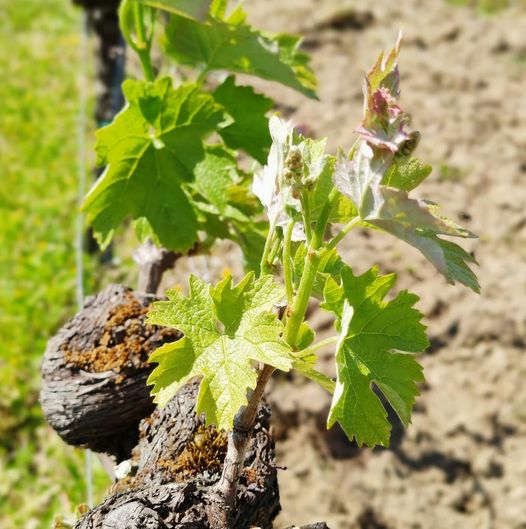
[62,291,178,379]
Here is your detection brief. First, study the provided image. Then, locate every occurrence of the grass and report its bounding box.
[437,163,467,183]
[447,0,526,13]
[0,1,110,527]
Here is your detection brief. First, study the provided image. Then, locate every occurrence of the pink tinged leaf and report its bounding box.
[356,31,410,153]
[366,30,403,96]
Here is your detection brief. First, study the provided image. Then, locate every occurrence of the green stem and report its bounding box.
[134,3,147,45]
[259,224,276,275]
[283,220,294,305]
[301,192,312,243]
[268,231,282,265]
[323,217,361,254]
[311,187,338,250]
[138,50,155,81]
[283,247,319,348]
[283,189,338,348]
[298,335,338,356]
[134,3,155,81]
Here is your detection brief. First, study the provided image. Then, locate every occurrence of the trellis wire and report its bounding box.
[76,9,93,508]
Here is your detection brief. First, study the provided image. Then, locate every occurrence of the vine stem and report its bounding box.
[283,220,294,305]
[299,335,338,357]
[213,189,339,527]
[283,187,338,348]
[120,0,155,81]
[259,223,276,274]
[323,216,361,254]
[211,364,275,527]
[133,3,155,81]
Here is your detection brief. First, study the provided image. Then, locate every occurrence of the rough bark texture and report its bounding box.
[287,522,329,529]
[76,383,281,529]
[41,287,329,528]
[77,0,125,126]
[40,284,180,458]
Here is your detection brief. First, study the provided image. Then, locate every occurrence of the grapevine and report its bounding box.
[79,0,479,525]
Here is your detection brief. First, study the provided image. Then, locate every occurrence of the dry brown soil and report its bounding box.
[239,1,526,528]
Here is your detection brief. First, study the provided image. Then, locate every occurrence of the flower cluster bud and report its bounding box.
[284,146,305,199]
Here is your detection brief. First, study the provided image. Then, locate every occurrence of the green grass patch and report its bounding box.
[446,0,525,14]
[0,1,110,527]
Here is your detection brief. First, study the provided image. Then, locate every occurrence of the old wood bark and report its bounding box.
[40,284,180,458]
[76,383,281,529]
[41,284,329,528]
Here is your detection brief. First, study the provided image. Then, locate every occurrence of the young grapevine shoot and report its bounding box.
[82,0,479,514]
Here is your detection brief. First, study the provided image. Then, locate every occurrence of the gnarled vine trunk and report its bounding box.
[41,284,329,528]
[40,284,180,458]
[76,382,280,529]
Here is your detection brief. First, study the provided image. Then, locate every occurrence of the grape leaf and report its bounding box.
[213,76,273,164]
[334,145,479,292]
[382,157,432,191]
[139,0,212,20]
[164,12,317,98]
[147,273,292,430]
[188,145,268,271]
[191,145,240,215]
[293,352,335,395]
[83,78,224,252]
[322,266,428,447]
[355,31,409,152]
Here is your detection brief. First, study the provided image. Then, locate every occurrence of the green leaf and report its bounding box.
[83,78,224,252]
[147,274,292,430]
[363,190,480,292]
[292,352,335,395]
[302,139,334,211]
[303,145,358,224]
[214,76,274,164]
[139,0,212,20]
[382,157,432,191]
[296,322,315,350]
[164,12,317,98]
[192,145,240,215]
[188,145,268,271]
[334,146,479,292]
[322,266,428,447]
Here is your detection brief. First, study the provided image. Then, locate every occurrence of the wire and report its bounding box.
[76,9,93,509]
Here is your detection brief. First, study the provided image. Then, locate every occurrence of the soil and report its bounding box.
[238,1,526,528]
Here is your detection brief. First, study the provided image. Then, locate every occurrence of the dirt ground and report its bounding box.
[240,1,526,528]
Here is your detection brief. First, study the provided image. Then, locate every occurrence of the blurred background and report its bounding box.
[1,0,526,528]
